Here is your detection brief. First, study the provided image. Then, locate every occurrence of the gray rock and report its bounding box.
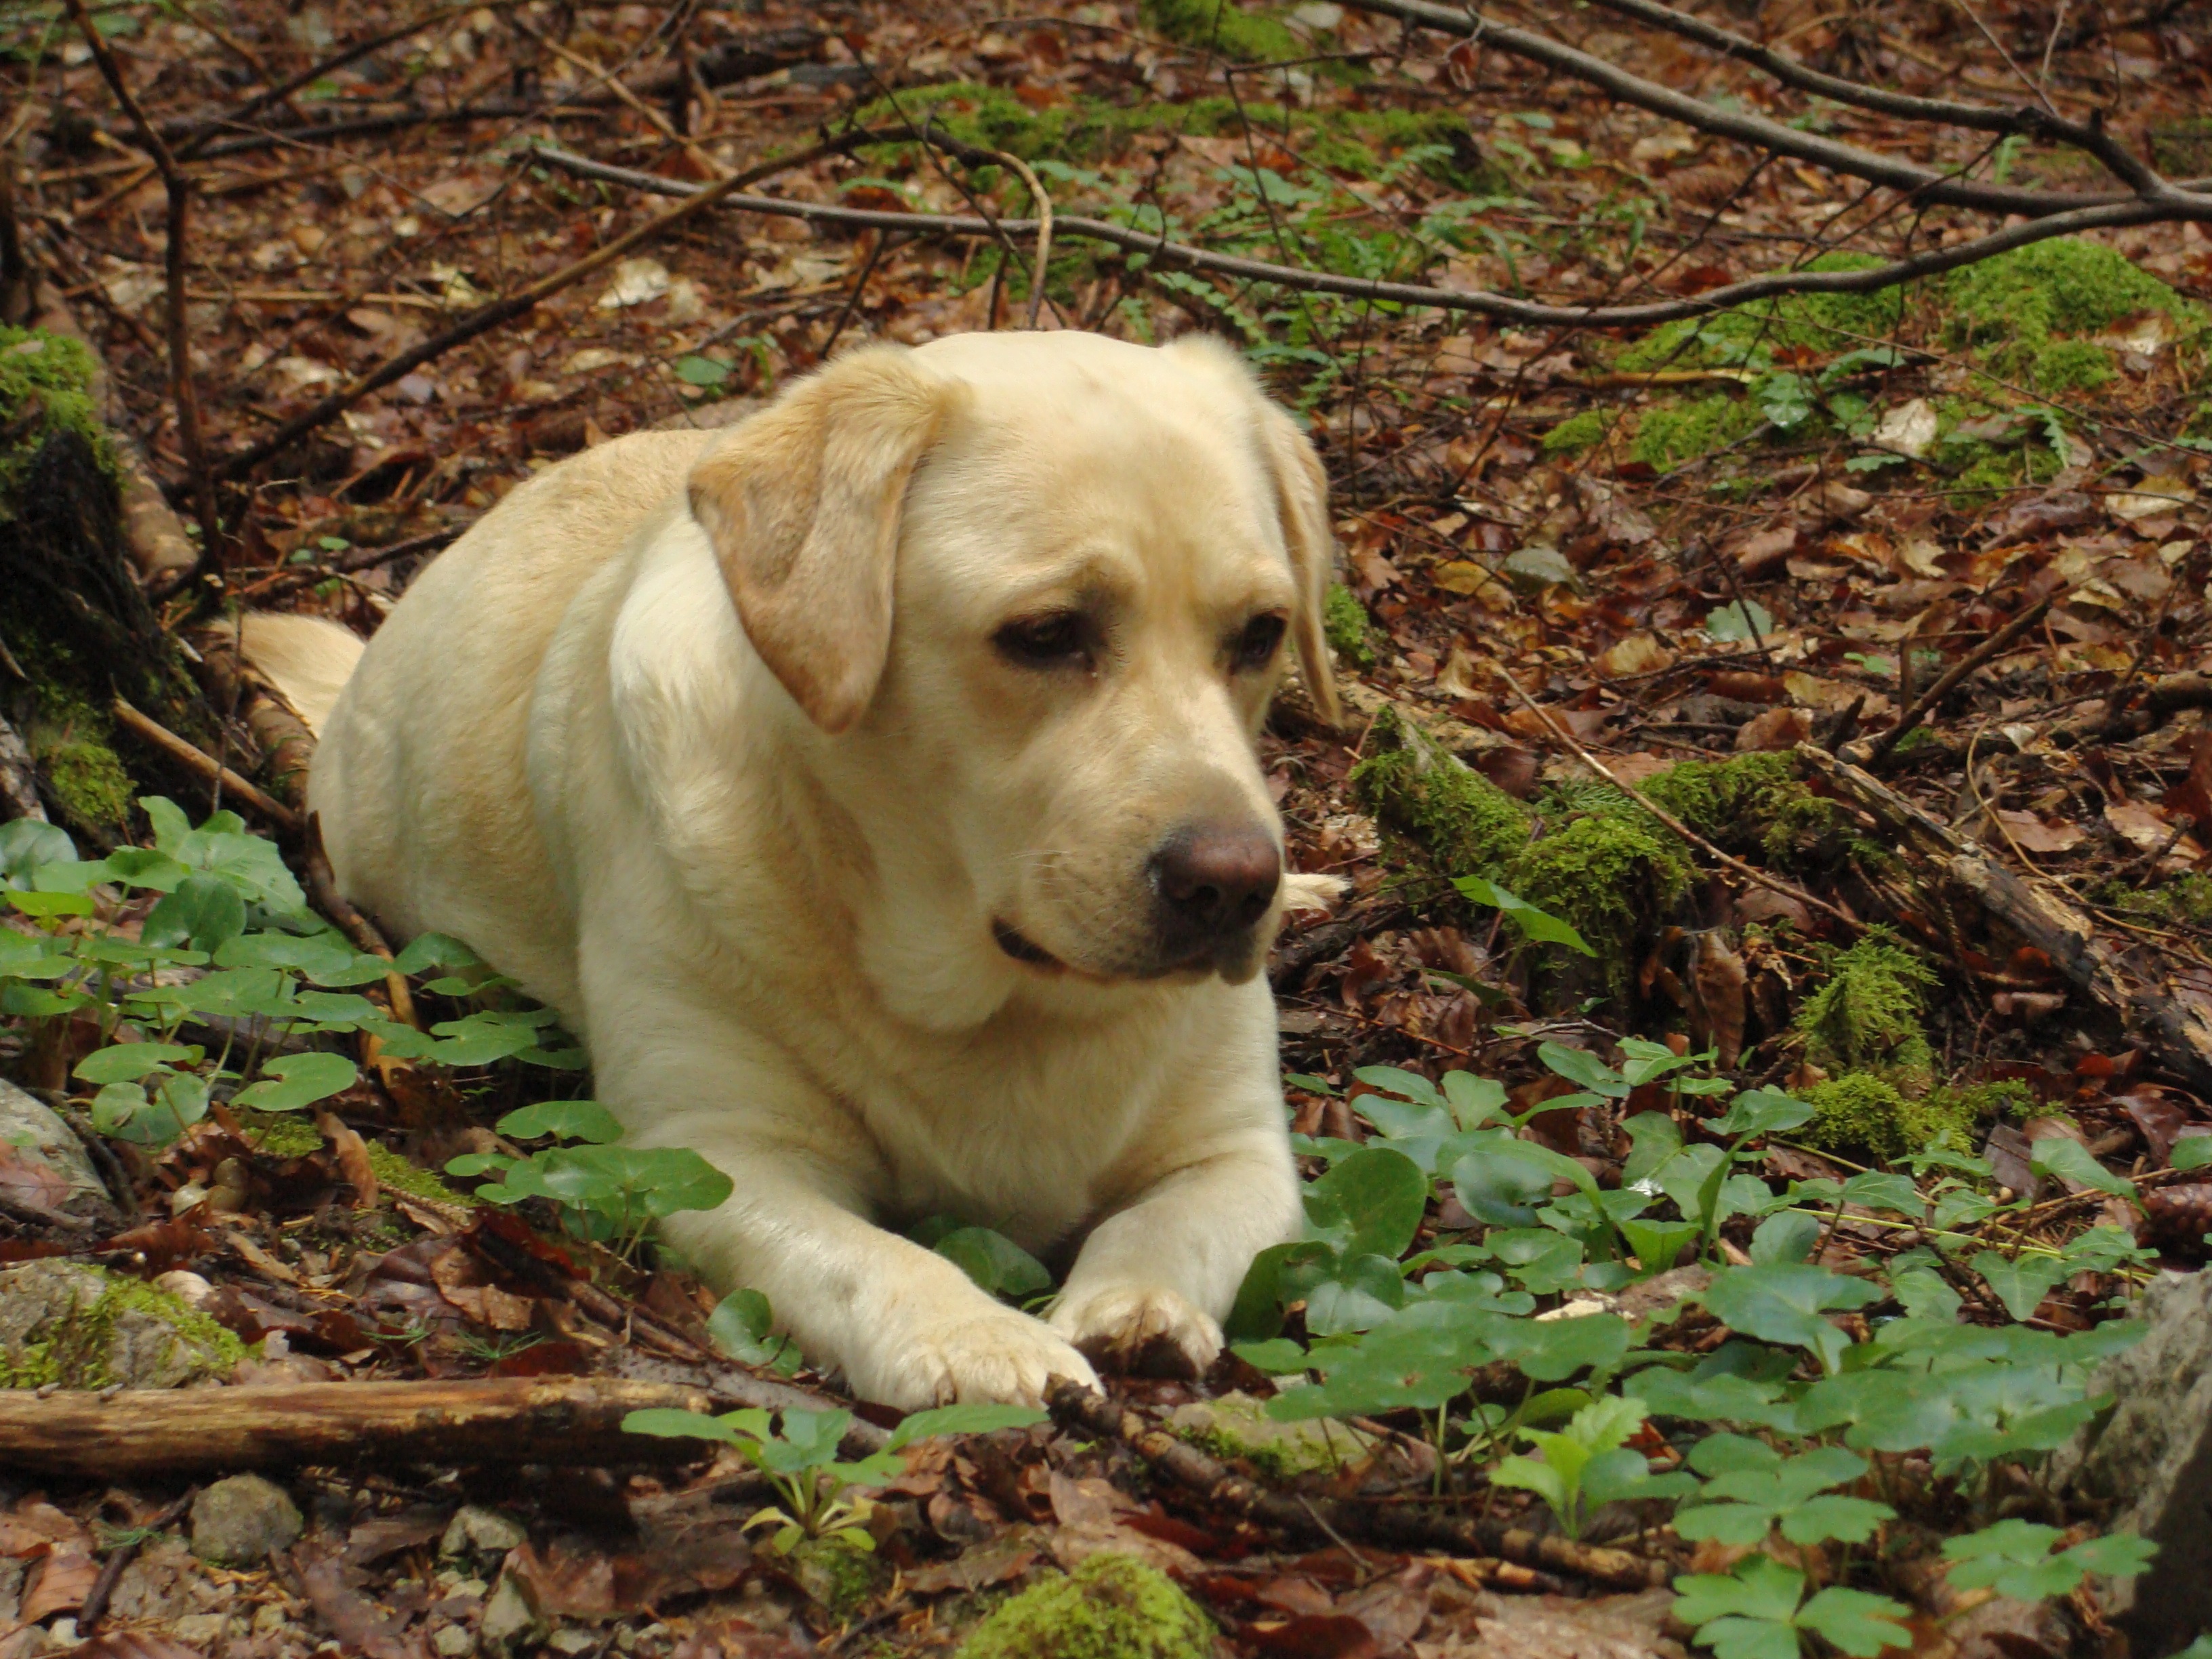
[2049,1268,2212,1658]
[0,1260,240,1389]
[0,1080,110,1218]
[190,1475,304,1567]
[441,1504,529,1559]
[480,1571,547,1653]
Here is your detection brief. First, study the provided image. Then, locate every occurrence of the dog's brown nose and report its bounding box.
[1150,823,1282,948]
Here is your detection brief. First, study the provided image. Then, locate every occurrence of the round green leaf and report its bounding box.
[232,1051,360,1112]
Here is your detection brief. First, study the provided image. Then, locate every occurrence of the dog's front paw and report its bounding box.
[851,1306,1099,1410]
[1050,1284,1223,1380]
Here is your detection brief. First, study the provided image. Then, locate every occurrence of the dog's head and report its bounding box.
[687,331,1337,1017]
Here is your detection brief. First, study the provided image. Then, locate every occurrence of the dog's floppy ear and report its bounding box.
[1166,335,1341,728]
[1252,401,1342,729]
[688,345,958,733]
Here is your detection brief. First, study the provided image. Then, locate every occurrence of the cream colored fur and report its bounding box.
[234,613,366,735]
[277,331,1341,1409]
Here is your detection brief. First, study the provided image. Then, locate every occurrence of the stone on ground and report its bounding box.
[0,1079,111,1218]
[0,1258,241,1389]
[190,1475,304,1567]
[2049,1268,2212,1657]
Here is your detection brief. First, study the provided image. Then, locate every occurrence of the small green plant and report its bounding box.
[1672,1554,1910,1659]
[621,1401,1044,1553]
[1490,1395,1689,1538]
[445,1101,733,1256]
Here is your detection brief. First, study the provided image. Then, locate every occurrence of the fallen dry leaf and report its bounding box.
[1735,707,1811,752]
[1992,809,2086,855]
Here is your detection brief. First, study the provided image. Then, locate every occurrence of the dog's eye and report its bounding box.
[994,612,1091,669]
[1231,613,1287,673]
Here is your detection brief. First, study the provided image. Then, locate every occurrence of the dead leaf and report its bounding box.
[66,1636,207,1659]
[316,1111,378,1209]
[1243,1615,1380,1659]
[1435,646,1482,700]
[1992,809,2085,855]
[1872,398,1938,459]
[1736,707,1811,752]
[1689,931,1748,1068]
[1731,523,1799,575]
[20,1548,99,1622]
[1593,632,1673,678]
[901,1528,1044,1595]
[2108,474,2193,522]
[1736,888,1812,931]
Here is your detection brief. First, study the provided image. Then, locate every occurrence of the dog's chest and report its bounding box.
[853,1025,1178,1252]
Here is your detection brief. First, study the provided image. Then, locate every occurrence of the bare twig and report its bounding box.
[531,145,2209,332]
[230,527,463,605]
[80,1490,194,1633]
[109,697,300,834]
[990,150,1054,329]
[1848,594,2058,765]
[64,0,223,568]
[1338,0,2196,216]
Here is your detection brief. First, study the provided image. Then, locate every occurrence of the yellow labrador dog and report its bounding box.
[247,330,1340,1408]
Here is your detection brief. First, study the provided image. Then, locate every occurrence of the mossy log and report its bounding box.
[0,323,221,842]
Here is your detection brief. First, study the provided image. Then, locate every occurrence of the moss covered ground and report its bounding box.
[955,1555,1216,1659]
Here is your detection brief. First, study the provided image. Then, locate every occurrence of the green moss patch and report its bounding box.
[1351,705,1533,880]
[1169,1392,1359,1480]
[1640,752,1855,870]
[1542,409,1610,454]
[1510,802,1692,994]
[0,329,113,504]
[1801,1073,1971,1162]
[2102,872,2212,934]
[1323,582,1378,668]
[1616,252,1905,375]
[1631,392,1762,473]
[1942,239,2203,394]
[1796,929,1936,1093]
[955,1554,1216,1659]
[1142,0,1305,60]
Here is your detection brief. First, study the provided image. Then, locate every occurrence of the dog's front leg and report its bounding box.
[609,1058,1099,1410]
[1050,1124,1301,1376]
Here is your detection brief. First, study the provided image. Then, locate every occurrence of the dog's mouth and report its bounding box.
[993,920,1065,970]
[994,919,1231,983]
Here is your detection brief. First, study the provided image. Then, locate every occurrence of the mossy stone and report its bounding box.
[1640,752,1853,871]
[1942,238,2202,393]
[190,1474,304,1566]
[1504,802,1691,996]
[0,1259,243,1389]
[790,1536,886,1620]
[1350,704,1533,880]
[955,1554,1216,1659]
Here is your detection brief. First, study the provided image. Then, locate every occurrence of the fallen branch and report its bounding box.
[110,696,300,834]
[1338,0,2207,218]
[230,525,462,605]
[1046,1381,1668,1589]
[530,144,2207,333]
[0,1378,738,1476]
[1847,593,2057,766]
[1796,743,2212,1093]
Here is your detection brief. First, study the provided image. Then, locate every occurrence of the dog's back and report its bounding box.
[300,429,715,1010]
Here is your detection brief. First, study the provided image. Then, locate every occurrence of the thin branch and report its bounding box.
[989,150,1054,329]
[64,0,223,570]
[1337,0,2176,216]
[110,697,300,834]
[1580,0,2159,192]
[1849,593,2060,765]
[531,144,2208,329]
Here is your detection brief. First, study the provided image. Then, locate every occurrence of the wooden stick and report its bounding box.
[1046,1381,1668,1589]
[1797,743,2212,1092]
[0,1378,724,1476]
[1848,593,2057,765]
[110,696,300,834]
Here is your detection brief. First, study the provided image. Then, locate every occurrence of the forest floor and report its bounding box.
[1,1,2211,1656]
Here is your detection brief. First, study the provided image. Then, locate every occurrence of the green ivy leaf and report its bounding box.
[498,1100,623,1144]
[1970,1250,2072,1323]
[232,1052,360,1112]
[1452,876,1595,955]
[73,1042,194,1085]
[935,1226,1053,1300]
[1702,1264,1883,1374]
[886,1402,1048,1450]
[2028,1137,2137,1204]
